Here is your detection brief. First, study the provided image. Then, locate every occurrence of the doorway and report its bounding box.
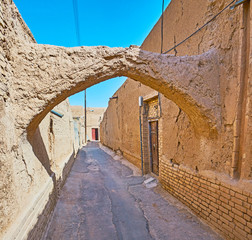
[149,121,159,175]
[92,128,99,141]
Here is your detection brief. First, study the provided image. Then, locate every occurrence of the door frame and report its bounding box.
[148,119,159,175]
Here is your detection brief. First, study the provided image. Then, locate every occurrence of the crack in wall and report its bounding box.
[21,156,33,184]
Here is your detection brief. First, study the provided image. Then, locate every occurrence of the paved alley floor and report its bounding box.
[44,142,223,240]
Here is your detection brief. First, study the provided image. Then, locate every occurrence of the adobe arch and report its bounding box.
[12,44,220,138]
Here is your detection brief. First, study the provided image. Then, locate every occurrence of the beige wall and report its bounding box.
[71,106,85,145]
[31,100,79,179]
[101,0,251,180]
[0,0,251,239]
[71,106,106,141]
[100,0,252,239]
[101,81,152,168]
[86,107,106,141]
[0,1,80,238]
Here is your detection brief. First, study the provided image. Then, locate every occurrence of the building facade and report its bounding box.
[71,106,106,142]
[100,1,252,239]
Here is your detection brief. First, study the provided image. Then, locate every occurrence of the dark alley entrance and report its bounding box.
[43,142,222,240]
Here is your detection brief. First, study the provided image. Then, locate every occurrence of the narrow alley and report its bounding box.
[43,142,222,240]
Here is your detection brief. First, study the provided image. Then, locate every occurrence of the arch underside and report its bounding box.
[12,44,220,138]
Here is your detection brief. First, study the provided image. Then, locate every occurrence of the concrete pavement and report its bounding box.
[43,142,222,240]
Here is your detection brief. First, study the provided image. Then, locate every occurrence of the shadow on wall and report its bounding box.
[26,122,77,239]
[29,127,55,179]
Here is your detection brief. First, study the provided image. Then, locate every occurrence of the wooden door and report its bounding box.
[150,121,159,175]
[92,128,96,140]
[92,128,99,140]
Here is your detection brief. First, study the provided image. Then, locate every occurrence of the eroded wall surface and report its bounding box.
[0,0,251,239]
[0,1,79,239]
[100,0,252,239]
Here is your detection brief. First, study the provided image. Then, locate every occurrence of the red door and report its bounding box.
[92,128,99,140]
[92,128,96,140]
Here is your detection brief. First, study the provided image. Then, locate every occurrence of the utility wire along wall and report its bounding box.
[163,0,236,54]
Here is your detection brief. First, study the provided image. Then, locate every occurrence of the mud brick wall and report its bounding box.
[100,1,252,239]
[0,1,81,239]
[160,163,252,240]
[27,153,75,240]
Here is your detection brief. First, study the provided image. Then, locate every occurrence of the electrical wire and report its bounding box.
[161,0,165,54]
[163,0,236,54]
[72,0,87,144]
[159,0,165,116]
[72,0,81,46]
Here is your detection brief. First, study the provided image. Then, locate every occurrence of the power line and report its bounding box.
[72,0,81,46]
[72,0,87,145]
[163,0,236,54]
[159,0,165,118]
[161,0,165,54]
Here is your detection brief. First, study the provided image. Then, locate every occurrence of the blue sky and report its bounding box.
[14,0,170,107]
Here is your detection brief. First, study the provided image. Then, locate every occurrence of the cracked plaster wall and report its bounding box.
[0,1,80,239]
[0,0,251,238]
[100,0,252,183]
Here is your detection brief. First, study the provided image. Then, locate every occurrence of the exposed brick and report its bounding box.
[221,222,234,233]
[234,214,247,225]
[221,212,233,222]
[221,191,231,200]
[247,222,252,230]
[220,186,230,194]
[209,214,218,222]
[209,191,219,199]
[231,197,243,206]
[244,213,251,222]
[219,215,231,226]
[208,195,217,203]
[242,201,251,209]
[219,196,229,204]
[210,182,220,190]
[209,205,218,213]
[232,207,243,217]
[219,205,229,215]
[158,161,251,240]
[229,201,235,208]
[210,201,219,209]
[230,190,236,197]
[211,211,219,220]
[235,192,248,202]
[233,226,248,239]
[244,226,252,235]
[221,201,231,211]
[236,221,245,230]
[235,203,247,214]
[243,190,251,197]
